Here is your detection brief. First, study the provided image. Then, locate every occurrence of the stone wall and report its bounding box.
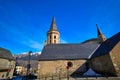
[38,60,86,79]
[90,54,116,76]
[110,42,120,76]
[90,42,120,76]
[47,31,60,44]
[0,58,15,79]
[0,58,10,69]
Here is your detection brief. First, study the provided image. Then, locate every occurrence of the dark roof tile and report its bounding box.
[38,42,99,61]
[91,32,120,58]
[0,47,15,60]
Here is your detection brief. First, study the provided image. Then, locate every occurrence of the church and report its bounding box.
[37,17,120,78]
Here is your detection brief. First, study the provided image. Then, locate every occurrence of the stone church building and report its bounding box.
[38,18,120,78]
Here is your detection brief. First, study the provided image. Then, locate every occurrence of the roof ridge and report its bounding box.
[91,32,120,58]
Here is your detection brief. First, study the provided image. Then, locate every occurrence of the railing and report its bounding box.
[38,75,70,80]
[38,77,120,80]
[37,75,118,80]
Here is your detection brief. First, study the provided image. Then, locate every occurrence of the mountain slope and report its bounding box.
[14,52,41,68]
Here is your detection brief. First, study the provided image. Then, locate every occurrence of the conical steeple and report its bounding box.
[45,17,60,45]
[49,17,58,31]
[96,24,106,43]
[96,24,102,36]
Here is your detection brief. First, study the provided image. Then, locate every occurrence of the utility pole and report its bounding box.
[27,51,32,75]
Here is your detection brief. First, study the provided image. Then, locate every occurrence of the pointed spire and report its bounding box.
[46,17,60,45]
[96,24,106,43]
[49,17,58,31]
[96,24,102,36]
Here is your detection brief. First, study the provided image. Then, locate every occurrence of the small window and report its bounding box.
[50,36,51,39]
[54,36,56,39]
[50,40,51,43]
[67,62,73,67]
[54,40,56,43]
[2,74,4,78]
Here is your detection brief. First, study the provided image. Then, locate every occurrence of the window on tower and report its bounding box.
[54,36,56,39]
[50,36,51,39]
[54,40,56,43]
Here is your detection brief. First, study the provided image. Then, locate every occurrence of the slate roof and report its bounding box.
[91,32,120,58]
[39,42,99,61]
[0,47,15,60]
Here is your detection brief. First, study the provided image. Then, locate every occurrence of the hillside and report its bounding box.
[14,52,41,69]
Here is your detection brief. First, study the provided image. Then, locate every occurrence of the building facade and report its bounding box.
[0,48,15,79]
[38,18,120,78]
[90,32,120,76]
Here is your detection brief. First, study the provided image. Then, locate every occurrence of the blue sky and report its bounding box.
[0,0,120,54]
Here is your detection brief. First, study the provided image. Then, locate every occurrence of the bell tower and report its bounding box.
[96,24,106,43]
[45,17,60,45]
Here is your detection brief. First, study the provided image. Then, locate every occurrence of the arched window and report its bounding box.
[54,36,56,39]
[50,35,51,39]
[54,40,56,43]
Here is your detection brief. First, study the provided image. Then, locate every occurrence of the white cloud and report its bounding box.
[21,40,43,50]
[60,38,68,43]
[29,40,43,49]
